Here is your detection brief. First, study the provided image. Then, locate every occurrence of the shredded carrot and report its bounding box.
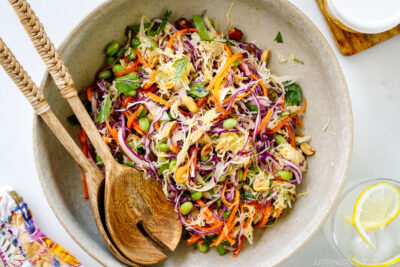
[285,124,296,148]
[275,206,283,218]
[249,74,267,96]
[257,109,273,134]
[131,120,146,136]
[114,59,139,77]
[197,239,204,245]
[170,144,181,154]
[143,70,157,89]
[104,136,111,144]
[105,120,119,144]
[195,221,223,231]
[121,96,133,108]
[80,171,89,199]
[196,96,208,107]
[86,88,93,101]
[222,80,258,106]
[168,28,198,49]
[224,44,232,58]
[234,75,246,80]
[135,48,150,68]
[126,105,144,129]
[146,92,172,107]
[207,54,243,91]
[221,183,235,207]
[293,116,304,129]
[265,116,292,134]
[210,189,240,247]
[294,98,307,114]
[185,235,204,245]
[77,129,89,199]
[243,165,250,181]
[256,204,272,227]
[196,200,222,226]
[280,96,285,109]
[233,235,245,257]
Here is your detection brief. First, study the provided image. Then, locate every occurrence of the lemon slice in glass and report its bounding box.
[352,182,400,248]
[351,253,400,267]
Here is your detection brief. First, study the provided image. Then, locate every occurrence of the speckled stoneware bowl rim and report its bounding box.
[32,0,353,265]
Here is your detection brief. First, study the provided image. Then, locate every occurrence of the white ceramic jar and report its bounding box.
[325,0,400,33]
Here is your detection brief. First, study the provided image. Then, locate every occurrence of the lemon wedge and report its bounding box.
[351,253,400,267]
[352,182,400,248]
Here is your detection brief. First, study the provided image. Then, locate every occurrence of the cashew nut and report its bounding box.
[189,128,204,144]
[162,121,177,137]
[261,49,270,63]
[253,181,269,192]
[181,95,199,114]
[300,142,314,156]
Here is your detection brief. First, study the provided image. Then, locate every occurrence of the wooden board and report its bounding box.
[316,0,400,55]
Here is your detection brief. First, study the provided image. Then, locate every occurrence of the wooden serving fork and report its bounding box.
[8,0,182,264]
[0,37,140,266]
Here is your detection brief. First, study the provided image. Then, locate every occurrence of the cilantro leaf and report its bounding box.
[274,31,283,43]
[284,82,303,106]
[96,89,112,123]
[293,58,304,64]
[188,81,209,99]
[157,10,172,34]
[173,57,189,80]
[192,15,211,41]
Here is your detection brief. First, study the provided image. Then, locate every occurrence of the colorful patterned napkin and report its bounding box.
[0,187,81,267]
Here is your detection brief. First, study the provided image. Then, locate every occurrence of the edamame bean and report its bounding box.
[218,176,227,183]
[191,191,202,201]
[131,38,141,48]
[98,69,112,80]
[139,117,150,132]
[216,244,227,255]
[238,168,244,182]
[157,142,169,152]
[124,161,135,168]
[125,48,136,60]
[95,155,104,167]
[275,134,288,145]
[223,118,238,129]
[196,242,208,253]
[278,170,293,181]
[125,90,137,97]
[158,157,168,164]
[150,40,158,51]
[200,155,210,161]
[169,158,177,171]
[137,108,148,118]
[112,64,125,73]
[136,143,145,155]
[106,56,115,65]
[116,47,124,58]
[180,201,193,215]
[157,164,169,176]
[106,42,120,56]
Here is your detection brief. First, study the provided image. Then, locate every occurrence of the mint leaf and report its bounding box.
[188,81,209,99]
[96,89,112,123]
[173,57,189,80]
[115,72,142,95]
[274,31,283,43]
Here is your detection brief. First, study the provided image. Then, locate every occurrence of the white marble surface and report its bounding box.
[0,0,399,266]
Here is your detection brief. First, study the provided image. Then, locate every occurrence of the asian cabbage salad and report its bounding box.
[78,11,314,257]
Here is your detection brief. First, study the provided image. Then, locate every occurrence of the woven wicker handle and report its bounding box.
[0,37,93,173]
[9,0,115,165]
[0,37,49,115]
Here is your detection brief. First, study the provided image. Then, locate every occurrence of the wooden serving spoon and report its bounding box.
[0,37,140,267]
[8,0,182,264]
